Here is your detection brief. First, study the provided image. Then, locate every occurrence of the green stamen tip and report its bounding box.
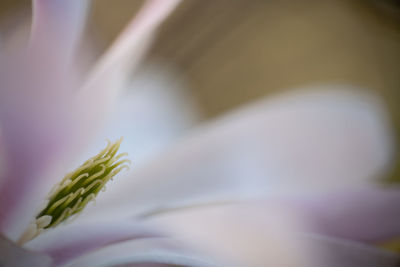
[36,138,130,229]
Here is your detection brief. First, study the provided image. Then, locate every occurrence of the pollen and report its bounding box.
[36,138,130,229]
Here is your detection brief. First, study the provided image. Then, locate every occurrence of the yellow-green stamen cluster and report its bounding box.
[36,138,130,229]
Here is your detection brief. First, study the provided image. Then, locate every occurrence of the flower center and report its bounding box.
[18,138,130,244]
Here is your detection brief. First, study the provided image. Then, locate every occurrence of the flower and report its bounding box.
[0,1,400,266]
[0,0,181,240]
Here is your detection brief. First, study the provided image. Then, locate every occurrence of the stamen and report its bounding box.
[34,138,129,232]
[36,215,52,229]
[18,223,37,245]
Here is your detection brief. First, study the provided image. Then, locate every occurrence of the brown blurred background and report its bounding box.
[1,0,400,180]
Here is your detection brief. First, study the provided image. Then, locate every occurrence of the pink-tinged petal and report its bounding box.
[283,187,400,243]
[0,234,52,267]
[114,265,176,267]
[0,0,180,241]
[30,0,89,68]
[65,238,214,267]
[0,128,6,186]
[86,0,181,80]
[76,0,182,140]
[26,220,165,266]
[306,235,400,267]
[143,202,398,266]
[0,52,82,240]
[80,88,394,221]
[121,202,397,267]
[0,0,89,240]
[83,63,199,165]
[144,203,312,266]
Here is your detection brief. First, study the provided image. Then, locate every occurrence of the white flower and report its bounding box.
[0,1,399,266]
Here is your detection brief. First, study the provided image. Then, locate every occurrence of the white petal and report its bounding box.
[76,0,182,141]
[0,52,83,240]
[71,204,399,267]
[0,0,180,241]
[0,0,90,240]
[30,0,89,67]
[65,238,214,267]
[145,203,398,267]
[0,234,52,267]
[66,203,310,266]
[26,220,165,266]
[79,87,394,221]
[284,187,400,243]
[80,63,199,166]
[144,202,312,266]
[305,235,400,267]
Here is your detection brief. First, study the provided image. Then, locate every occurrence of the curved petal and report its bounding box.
[30,0,89,68]
[87,0,181,76]
[0,0,181,241]
[76,0,182,143]
[0,52,82,240]
[65,238,214,267]
[0,234,52,267]
[79,87,394,221]
[305,235,400,267]
[63,231,400,267]
[65,203,309,266]
[143,203,312,266]
[82,63,199,166]
[0,0,90,240]
[144,203,398,267]
[29,200,400,267]
[26,220,165,266]
[283,187,400,243]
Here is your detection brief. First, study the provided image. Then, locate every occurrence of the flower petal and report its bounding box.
[0,0,90,240]
[30,0,89,67]
[0,52,81,240]
[80,87,394,221]
[82,63,199,166]
[26,220,165,266]
[76,0,182,140]
[284,187,400,243]
[144,203,398,266]
[144,202,312,266]
[64,238,214,267]
[0,234,52,267]
[306,235,400,267]
[64,203,310,266]
[0,0,180,241]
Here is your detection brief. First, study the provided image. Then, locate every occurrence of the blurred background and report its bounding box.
[1,0,400,180]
